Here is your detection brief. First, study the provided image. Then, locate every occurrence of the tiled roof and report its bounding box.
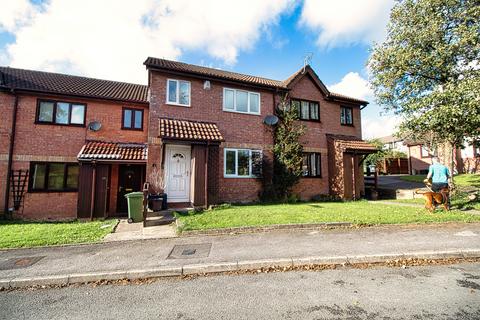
[145,57,286,88]
[328,92,369,105]
[328,134,378,152]
[159,118,224,142]
[0,67,148,103]
[78,141,147,161]
[144,57,368,105]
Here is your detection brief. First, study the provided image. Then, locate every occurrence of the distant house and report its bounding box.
[375,135,409,174]
[405,140,480,175]
[378,135,408,153]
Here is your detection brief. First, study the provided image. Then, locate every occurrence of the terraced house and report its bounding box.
[0,58,375,220]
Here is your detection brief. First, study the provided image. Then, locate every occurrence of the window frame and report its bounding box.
[420,145,431,158]
[166,79,191,107]
[302,152,322,178]
[35,99,86,127]
[291,99,320,122]
[224,148,262,178]
[121,107,144,131]
[28,162,79,193]
[222,88,261,115]
[340,106,354,126]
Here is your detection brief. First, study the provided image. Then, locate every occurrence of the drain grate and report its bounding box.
[0,256,44,270]
[168,243,211,259]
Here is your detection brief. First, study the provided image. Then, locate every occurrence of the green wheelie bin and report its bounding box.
[125,192,144,223]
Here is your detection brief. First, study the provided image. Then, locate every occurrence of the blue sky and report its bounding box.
[0,0,398,138]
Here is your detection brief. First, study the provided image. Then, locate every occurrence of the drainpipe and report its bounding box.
[204,142,209,208]
[90,161,97,220]
[4,89,19,215]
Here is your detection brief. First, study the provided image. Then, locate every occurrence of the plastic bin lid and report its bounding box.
[124,192,144,198]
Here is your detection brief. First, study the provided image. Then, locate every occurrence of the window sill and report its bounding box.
[34,122,86,127]
[121,127,144,131]
[340,123,354,127]
[166,102,191,107]
[224,175,261,179]
[222,109,261,116]
[299,119,321,123]
[301,176,323,179]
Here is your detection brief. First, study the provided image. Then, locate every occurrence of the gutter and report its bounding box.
[4,89,19,215]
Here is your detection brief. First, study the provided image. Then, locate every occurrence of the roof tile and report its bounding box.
[0,67,148,103]
[159,118,224,142]
[78,141,147,161]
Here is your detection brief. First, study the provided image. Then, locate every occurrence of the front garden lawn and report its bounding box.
[0,219,117,249]
[175,201,480,232]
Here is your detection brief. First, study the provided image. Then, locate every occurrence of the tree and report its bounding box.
[369,0,480,187]
[267,96,305,201]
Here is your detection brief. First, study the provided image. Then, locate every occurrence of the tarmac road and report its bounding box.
[1,262,479,320]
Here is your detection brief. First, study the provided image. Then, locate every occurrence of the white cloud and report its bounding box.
[328,72,372,100]
[361,115,402,140]
[1,0,294,83]
[0,0,36,32]
[300,0,394,47]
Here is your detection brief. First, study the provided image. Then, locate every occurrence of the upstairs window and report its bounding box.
[29,162,79,192]
[340,106,353,125]
[37,100,86,126]
[224,148,262,178]
[223,88,260,115]
[167,79,191,106]
[291,100,319,121]
[122,108,143,130]
[302,153,322,177]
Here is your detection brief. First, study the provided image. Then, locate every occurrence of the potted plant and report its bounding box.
[148,166,167,211]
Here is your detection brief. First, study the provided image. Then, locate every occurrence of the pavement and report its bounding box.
[2,263,479,319]
[104,219,176,242]
[1,222,480,288]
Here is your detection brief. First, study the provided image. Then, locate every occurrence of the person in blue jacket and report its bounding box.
[426,157,450,192]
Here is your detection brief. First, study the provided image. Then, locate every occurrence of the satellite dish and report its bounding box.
[88,121,102,132]
[263,115,279,126]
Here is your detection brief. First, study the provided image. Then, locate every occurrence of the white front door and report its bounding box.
[165,145,191,202]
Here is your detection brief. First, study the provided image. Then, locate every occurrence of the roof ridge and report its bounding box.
[0,66,147,88]
[145,57,283,85]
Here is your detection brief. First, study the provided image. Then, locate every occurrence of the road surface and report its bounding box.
[1,263,479,320]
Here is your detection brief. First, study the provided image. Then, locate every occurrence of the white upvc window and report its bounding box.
[223,88,260,115]
[224,148,262,178]
[166,79,191,106]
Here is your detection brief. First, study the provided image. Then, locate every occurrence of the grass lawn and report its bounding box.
[175,201,480,232]
[0,219,117,249]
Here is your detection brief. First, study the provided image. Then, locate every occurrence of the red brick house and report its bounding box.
[1,59,375,220]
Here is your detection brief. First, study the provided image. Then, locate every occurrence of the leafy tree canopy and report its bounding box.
[369,0,480,147]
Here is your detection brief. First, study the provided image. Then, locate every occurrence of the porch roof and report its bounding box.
[77,141,147,162]
[328,134,378,153]
[159,118,224,143]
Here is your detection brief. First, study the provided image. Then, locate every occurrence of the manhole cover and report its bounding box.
[168,243,212,259]
[0,256,44,270]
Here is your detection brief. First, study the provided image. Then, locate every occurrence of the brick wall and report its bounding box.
[148,70,364,203]
[148,71,275,203]
[0,91,148,219]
